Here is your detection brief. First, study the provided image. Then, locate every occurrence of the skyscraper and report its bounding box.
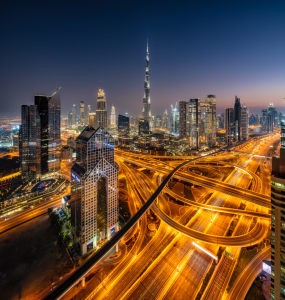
[88,105,91,116]
[203,95,216,147]
[20,88,61,180]
[271,115,285,299]
[241,104,248,140]
[96,89,107,128]
[139,118,150,134]
[234,96,241,141]
[80,101,85,125]
[171,104,179,135]
[111,105,116,126]
[68,111,73,128]
[71,126,118,255]
[118,114,129,136]
[189,99,201,149]
[262,109,268,132]
[72,104,77,125]
[225,108,235,145]
[88,112,96,128]
[179,101,187,138]
[142,40,151,128]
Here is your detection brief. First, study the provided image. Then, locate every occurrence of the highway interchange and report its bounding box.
[1,133,277,300]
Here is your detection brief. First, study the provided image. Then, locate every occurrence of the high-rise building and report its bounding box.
[225,108,235,145]
[88,112,96,129]
[189,99,201,149]
[19,105,41,180]
[262,109,268,132]
[72,104,77,125]
[203,95,216,147]
[155,115,162,129]
[139,118,150,135]
[142,40,151,128]
[271,115,285,299]
[96,89,107,128]
[68,111,73,128]
[20,88,61,180]
[241,104,248,140]
[268,103,277,128]
[80,101,85,125]
[171,104,179,135]
[179,101,187,138]
[118,115,129,136]
[71,126,118,255]
[88,105,91,116]
[111,105,116,126]
[234,96,241,141]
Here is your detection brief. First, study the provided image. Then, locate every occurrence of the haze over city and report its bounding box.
[1,0,285,117]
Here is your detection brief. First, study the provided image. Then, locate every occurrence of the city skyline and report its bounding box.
[1,0,285,117]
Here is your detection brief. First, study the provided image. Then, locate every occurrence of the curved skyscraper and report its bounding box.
[142,40,151,128]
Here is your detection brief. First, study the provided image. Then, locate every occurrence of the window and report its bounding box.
[272,233,276,238]
[272,216,276,220]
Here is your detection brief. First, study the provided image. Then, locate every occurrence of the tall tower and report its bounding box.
[234,96,241,141]
[142,40,151,127]
[111,105,116,126]
[96,89,107,128]
[80,101,85,125]
[72,104,77,125]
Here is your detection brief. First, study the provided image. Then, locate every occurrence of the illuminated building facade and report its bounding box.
[68,111,72,128]
[71,126,118,255]
[171,104,179,135]
[271,115,285,299]
[262,109,268,132]
[80,101,85,125]
[142,41,152,128]
[96,89,107,128]
[189,98,201,149]
[72,104,77,125]
[203,95,216,147]
[179,101,187,138]
[88,112,96,129]
[111,105,116,126]
[241,104,248,140]
[118,114,129,136]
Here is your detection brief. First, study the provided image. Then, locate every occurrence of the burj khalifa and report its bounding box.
[142,40,151,128]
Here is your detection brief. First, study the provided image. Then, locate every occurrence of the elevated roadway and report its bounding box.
[116,153,271,208]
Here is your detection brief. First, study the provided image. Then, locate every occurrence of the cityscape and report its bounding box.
[0,1,284,300]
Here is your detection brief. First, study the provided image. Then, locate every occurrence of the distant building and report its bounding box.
[67,137,76,150]
[80,101,85,125]
[118,115,129,136]
[61,146,73,161]
[262,109,268,132]
[241,104,248,140]
[179,101,187,138]
[68,111,73,128]
[13,134,19,148]
[88,112,96,129]
[20,88,61,180]
[171,104,179,135]
[225,108,235,145]
[203,95,216,147]
[111,105,116,126]
[72,104,77,125]
[139,119,150,135]
[96,89,107,128]
[189,98,201,149]
[71,126,118,255]
[234,96,241,141]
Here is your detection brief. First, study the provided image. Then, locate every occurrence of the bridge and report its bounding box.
[43,149,269,300]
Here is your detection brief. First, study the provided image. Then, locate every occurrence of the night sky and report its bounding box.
[1,0,285,117]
